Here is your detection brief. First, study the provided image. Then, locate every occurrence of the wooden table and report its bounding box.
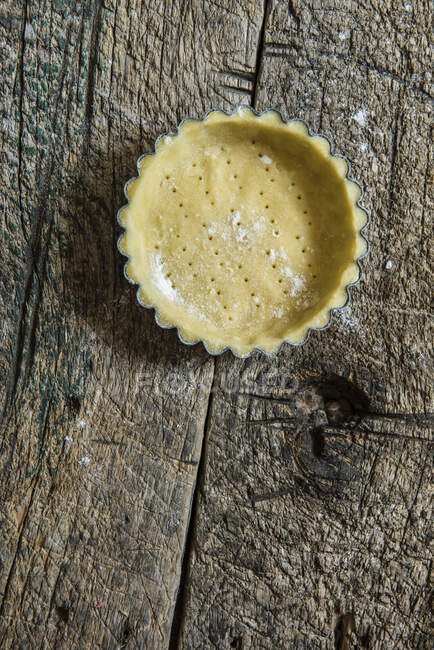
[1,1,432,647]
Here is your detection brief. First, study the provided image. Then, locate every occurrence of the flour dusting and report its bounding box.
[338,307,361,333]
[269,246,288,264]
[236,226,249,242]
[230,211,242,229]
[385,259,393,270]
[252,218,265,233]
[259,154,273,164]
[409,348,426,361]
[24,22,35,39]
[78,456,90,467]
[150,253,181,302]
[282,266,306,296]
[225,212,265,243]
[352,109,368,127]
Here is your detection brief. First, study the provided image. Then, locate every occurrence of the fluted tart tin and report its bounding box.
[117,106,369,357]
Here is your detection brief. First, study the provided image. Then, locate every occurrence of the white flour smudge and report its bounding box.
[409,348,426,361]
[269,247,288,264]
[385,260,393,270]
[290,275,306,296]
[25,22,35,39]
[282,266,306,296]
[259,154,273,164]
[359,142,368,153]
[76,419,86,429]
[236,226,249,242]
[187,304,207,321]
[338,307,361,334]
[150,253,180,302]
[230,211,242,228]
[78,457,90,467]
[228,212,265,243]
[252,218,266,233]
[352,109,368,127]
[338,31,349,40]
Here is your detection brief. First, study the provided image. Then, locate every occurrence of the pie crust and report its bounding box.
[118,107,368,356]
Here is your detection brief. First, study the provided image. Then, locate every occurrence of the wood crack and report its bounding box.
[23,217,54,388]
[287,0,300,29]
[15,0,29,243]
[251,0,272,107]
[220,84,252,96]
[3,22,72,414]
[108,0,118,98]
[82,0,103,159]
[168,358,217,649]
[386,88,402,225]
[218,68,254,83]
[251,486,294,504]
[365,411,434,424]
[321,425,432,443]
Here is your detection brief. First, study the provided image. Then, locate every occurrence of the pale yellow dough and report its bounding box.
[119,108,367,356]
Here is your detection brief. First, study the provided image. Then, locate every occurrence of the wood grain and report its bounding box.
[0,0,432,648]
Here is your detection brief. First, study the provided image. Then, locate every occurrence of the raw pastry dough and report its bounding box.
[118,108,367,355]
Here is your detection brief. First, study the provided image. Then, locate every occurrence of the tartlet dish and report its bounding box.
[117,106,369,356]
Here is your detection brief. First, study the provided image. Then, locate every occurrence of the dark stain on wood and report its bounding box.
[56,604,70,625]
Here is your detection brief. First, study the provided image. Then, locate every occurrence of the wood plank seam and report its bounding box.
[168,358,217,649]
[251,0,272,107]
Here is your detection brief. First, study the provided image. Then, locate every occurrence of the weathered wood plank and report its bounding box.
[0,0,264,647]
[178,1,433,648]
